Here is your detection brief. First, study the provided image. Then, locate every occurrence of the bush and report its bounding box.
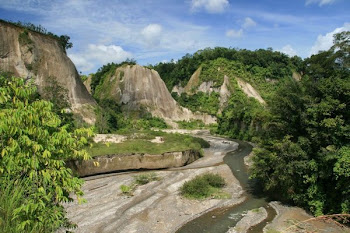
[180,173,226,199]
[133,172,159,185]
[202,173,226,188]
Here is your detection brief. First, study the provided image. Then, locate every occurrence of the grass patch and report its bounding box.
[180,173,229,199]
[134,172,160,185]
[120,184,133,196]
[120,172,160,196]
[88,130,209,157]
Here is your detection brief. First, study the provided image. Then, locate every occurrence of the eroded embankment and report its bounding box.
[63,133,244,233]
[68,149,201,177]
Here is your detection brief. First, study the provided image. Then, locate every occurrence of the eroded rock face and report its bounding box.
[0,21,96,124]
[95,64,216,124]
[236,78,266,104]
[68,150,201,177]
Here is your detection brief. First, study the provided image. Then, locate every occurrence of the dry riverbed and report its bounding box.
[64,133,245,233]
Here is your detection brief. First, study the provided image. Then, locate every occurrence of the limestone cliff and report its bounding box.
[95,64,216,124]
[0,21,96,124]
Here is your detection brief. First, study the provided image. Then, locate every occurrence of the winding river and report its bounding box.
[177,139,276,233]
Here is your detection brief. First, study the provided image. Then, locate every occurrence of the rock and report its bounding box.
[227,207,268,233]
[68,149,201,177]
[0,21,96,124]
[236,78,265,104]
[94,64,216,125]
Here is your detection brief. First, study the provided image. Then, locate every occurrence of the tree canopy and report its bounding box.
[250,31,350,215]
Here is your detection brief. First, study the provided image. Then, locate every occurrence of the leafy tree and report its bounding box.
[0,76,93,232]
[251,31,350,215]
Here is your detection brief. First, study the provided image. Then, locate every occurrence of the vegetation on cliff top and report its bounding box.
[0,19,73,52]
[88,130,209,157]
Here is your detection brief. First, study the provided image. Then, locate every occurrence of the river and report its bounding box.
[177,139,276,233]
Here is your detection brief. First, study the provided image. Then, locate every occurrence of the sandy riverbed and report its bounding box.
[64,134,245,233]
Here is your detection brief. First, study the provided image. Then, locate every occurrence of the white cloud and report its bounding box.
[69,44,132,72]
[309,23,350,55]
[141,24,163,47]
[191,0,229,13]
[68,54,94,72]
[305,0,336,6]
[279,45,297,57]
[226,29,243,38]
[242,17,257,29]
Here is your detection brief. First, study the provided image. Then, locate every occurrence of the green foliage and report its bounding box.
[18,29,33,45]
[175,91,220,115]
[176,119,206,129]
[91,59,136,96]
[120,184,133,196]
[119,172,160,196]
[250,32,350,216]
[94,100,168,133]
[0,76,93,231]
[80,75,89,82]
[151,47,299,92]
[180,173,227,199]
[133,172,160,185]
[217,79,269,141]
[0,178,33,233]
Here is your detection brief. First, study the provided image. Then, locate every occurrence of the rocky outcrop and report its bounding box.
[227,207,268,233]
[184,66,202,93]
[68,150,201,177]
[236,78,266,104]
[83,75,92,94]
[95,64,216,124]
[0,21,96,124]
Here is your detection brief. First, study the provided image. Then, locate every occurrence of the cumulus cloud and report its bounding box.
[69,44,132,72]
[226,29,243,38]
[305,0,336,6]
[309,23,350,55]
[141,24,163,47]
[226,17,257,39]
[242,17,257,29]
[279,45,297,57]
[191,0,229,13]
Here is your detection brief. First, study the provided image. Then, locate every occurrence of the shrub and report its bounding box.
[180,173,227,199]
[133,172,159,185]
[202,173,226,188]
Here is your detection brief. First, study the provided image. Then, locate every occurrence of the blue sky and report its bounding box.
[0,0,349,74]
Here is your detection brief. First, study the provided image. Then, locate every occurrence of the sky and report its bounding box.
[0,0,349,74]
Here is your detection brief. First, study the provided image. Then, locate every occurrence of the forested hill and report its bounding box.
[150,47,303,92]
[150,47,304,138]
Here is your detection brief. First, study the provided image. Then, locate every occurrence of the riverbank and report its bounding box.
[63,133,245,233]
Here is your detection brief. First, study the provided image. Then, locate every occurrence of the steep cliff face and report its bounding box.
[95,64,216,124]
[0,21,96,124]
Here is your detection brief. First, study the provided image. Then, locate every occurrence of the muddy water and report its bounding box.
[176,140,276,233]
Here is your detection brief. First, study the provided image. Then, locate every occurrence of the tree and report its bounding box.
[251,31,350,215]
[0,76,93,232]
